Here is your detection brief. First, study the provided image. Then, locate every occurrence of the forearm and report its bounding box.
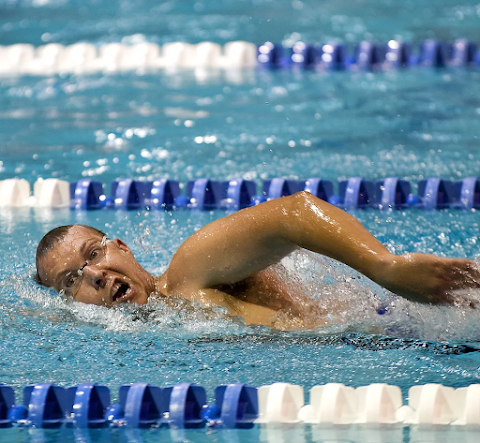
[168,286,278,327]
[168,286,329,330]
[280,193,480,303]
[280,192,392,282]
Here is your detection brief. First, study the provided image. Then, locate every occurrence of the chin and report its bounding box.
[134,290,150,305]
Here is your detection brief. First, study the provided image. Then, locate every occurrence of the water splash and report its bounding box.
[276,250,480,341]
[5,254,480,342]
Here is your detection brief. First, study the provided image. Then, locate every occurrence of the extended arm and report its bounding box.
[167,192,480,308]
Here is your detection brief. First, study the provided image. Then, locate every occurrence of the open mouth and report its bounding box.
[112,283,131,303]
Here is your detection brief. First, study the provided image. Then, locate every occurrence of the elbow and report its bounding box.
[293,190,315,204]
[286,191,316,209]
[288,191,323,214]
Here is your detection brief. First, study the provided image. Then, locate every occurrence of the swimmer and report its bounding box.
[34,192,480,329]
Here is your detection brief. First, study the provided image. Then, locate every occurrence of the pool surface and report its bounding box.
[1,0,480,442]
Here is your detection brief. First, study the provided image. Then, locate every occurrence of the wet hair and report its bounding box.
[34,224,106,286]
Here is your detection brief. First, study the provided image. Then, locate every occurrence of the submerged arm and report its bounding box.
[167,191,480,309]
[182,287,327,330]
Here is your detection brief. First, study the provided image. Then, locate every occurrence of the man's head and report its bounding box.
[35,225,154,307]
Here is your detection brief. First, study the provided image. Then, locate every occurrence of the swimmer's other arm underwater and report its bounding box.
[34,192,480,330]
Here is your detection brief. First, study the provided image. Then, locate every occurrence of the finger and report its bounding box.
[443,261,480,288]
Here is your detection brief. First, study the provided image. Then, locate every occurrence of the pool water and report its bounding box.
[1,0,480,442]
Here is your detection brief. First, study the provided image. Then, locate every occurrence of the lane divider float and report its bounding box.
[0,176,479,210]
[0,39,478,75]
[1,382,479,429]
[0,41,257,75]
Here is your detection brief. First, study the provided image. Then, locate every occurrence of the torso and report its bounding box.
[214,268,325,321]
[214,269,293,309]
[158,266,329,328]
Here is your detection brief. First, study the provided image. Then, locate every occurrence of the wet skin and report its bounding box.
[37,226,157,307]
[36,226,300,314]
[37,192,480,329]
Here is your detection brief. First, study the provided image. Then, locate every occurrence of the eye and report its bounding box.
[65,275,77,288]
[89,247,101,261]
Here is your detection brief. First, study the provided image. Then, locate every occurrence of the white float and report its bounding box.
[452,384,480,426]
[298,383,357,424]
[224,41,258,68]
[99,43,125,72]
[256,383,304,424]
[0,41,262,74]
[35,43,65,73]
[59,43,98,73]
[162,42,196,68]
[34,178,70,208]
[0,178,31,207]
[195,42,222,68]
[0,44,35,74]
[398,384,457,425]
[119,42,161,70]
[356,383,403,424]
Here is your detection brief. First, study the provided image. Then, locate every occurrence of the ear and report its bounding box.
[112,238,132,254]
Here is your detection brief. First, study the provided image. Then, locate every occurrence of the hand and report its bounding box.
[377,253,480,306]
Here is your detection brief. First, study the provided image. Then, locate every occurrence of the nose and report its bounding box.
[82,264,106,290]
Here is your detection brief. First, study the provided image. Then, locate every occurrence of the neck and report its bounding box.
[152,272,168,298]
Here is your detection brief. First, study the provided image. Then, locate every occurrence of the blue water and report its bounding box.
[2,1,480,442]
[2,70,480,184]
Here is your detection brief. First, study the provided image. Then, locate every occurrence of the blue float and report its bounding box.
[186,179,227,210]
[165,383,206,428]
[214,384,258,429]
[104,403,124,424]
[69,384,110,428]
[7,405,27,424]
[417,178,454,209]
[453,177,480,209]
[148,179,180,210]
[451,39,477,66]
[23,384,69,428]
[257,42,283,68]
[263,178,301,200]
[70,179,104,210]
[0,385,14,428]
[118,383,165,428]
[419,40,452,67]
[304,178,333,201]
[354,41,385,70]
[173,194,190,208]
[110,179,153,210]
[338,178,375,209]
[252,194,267,205]
[375,178,411,209]
[225,179,256,210]
[319,43,347,70]
[384,41,411,68]
[289,42,318,69]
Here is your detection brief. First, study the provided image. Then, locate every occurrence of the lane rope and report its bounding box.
[1,177,478,210]
[0,39,478,75]
[1,382,479,429]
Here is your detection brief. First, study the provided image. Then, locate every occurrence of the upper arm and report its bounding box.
[167,201,297,291]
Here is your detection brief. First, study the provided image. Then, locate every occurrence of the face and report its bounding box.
[37,226,154,307]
